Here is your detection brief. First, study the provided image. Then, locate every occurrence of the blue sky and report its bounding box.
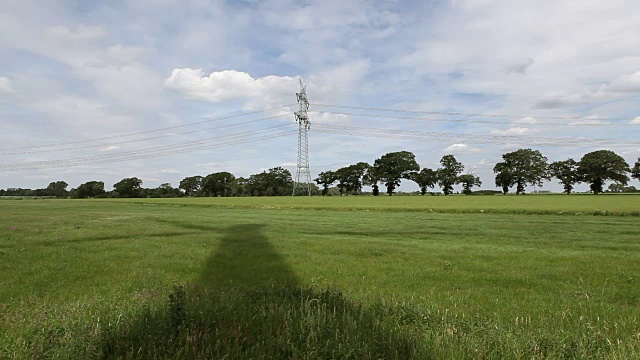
[1,0,639,192]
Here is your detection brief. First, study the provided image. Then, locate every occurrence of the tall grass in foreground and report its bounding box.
[2,283,635,359]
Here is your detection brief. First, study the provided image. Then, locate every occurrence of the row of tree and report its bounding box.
[2,149,639,198]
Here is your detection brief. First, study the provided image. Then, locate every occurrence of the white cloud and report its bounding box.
[506,58,535,74]
[102,146,120,151]
[0,76,14,94]
[630,116,640,124]
[442,143,481,155]
[46,25,106,42]
[160,169,179,174]
[490,127,530,135]
[513,117,537,124]
[165,68,297,103]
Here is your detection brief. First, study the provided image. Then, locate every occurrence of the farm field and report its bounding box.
[1,197,639,359]
[105,193,640,215]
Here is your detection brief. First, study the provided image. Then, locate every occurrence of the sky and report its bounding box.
[1,0,639,193]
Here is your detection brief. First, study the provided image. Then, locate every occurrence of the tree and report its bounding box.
[246,167,293,196]
[578,150,630,195]
[411,168,437,195]
[371,151,419,196]
[179,176,203,197]
[113,177,143,198]
[335,162,370,195]
[493,162,514,195]
[75,181,105,199]
[46,181,69,198]
[363,166,380,196]
[314,171,337,196]
[437,155,464,195]
[632,158,640,182]
[495,149,549,195]
[549,158,580,194]
[202,172,236,197]
[458,173,482,195]
[156,183,181,198]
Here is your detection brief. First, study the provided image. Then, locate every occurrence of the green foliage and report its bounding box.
[46,181,69,198]
[202,172,236,197]
[578,150,630,195]
[314,170,337,196]
[458,173,482,195]
[113,177,143,198]
[179,176,203,196]
[632,158,640,181]
[437,154,464,195]
[550,158,580,194]
[74,181,105,198]
[411,168,437,195]
[494,149,549,195]
[245,167,293,196]
[372,151,419,196]
[334,162,370,195]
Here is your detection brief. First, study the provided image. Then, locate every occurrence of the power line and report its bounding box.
[0,114,290,156]
[314,103,638,123]
[318,111,637,127]
[1,125,297,171]
[312,124,640,148]
[0,104,295,152]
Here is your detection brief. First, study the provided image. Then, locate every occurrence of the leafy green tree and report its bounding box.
[549,159,580,194]
[246,167,293,196]
[437,155,464,195]
[113,177,143,198]
[372,151,419,196]
[76,181,105,199]
[293,182,321,196]
[578,150,630,195]
[493,162,514,195]
[202,172,236,197]
[411,168,437,195]
[314,171,337,196]
[233,177,249,196]
[495,149,549,195]
[46,181,69,198]
[458,173,482,195]
[335,162,370,195]
[179,176,203,197]
[363,166,380,196]
[632,158,640,182]
[156,183,181,198]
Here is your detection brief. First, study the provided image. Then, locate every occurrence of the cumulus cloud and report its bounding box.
[630,116,640,124]
[0,76,14,94]
[164,68,297,103]
[442,143,481,154]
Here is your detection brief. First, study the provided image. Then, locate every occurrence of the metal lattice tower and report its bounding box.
[292,79,311,196]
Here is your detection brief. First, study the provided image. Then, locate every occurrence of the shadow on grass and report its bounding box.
[96,222,432,359]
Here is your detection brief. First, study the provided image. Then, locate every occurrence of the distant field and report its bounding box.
[107,193,640,215]
[1,198,639,359]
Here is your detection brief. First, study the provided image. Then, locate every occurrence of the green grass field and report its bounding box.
[1,196,639,359]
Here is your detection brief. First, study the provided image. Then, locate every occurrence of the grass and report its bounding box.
[1,197,639,359]
[104,193,640,216]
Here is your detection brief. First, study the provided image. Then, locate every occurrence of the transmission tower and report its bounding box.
[292,79,312,196]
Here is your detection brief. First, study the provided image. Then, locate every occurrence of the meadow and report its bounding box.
[1,196,639,359]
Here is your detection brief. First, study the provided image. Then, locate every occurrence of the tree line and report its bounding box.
[1,149,639,198]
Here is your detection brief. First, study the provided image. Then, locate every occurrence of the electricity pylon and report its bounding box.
[292,79,311,196]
